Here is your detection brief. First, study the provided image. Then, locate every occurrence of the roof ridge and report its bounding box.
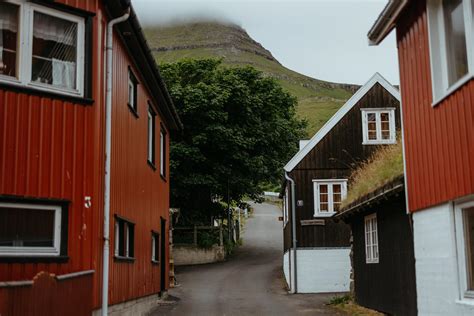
[283,72,400,172]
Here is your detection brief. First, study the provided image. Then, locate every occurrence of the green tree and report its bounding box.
[160,59,306,223]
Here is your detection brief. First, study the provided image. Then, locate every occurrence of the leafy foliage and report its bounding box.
[160,59,306,223]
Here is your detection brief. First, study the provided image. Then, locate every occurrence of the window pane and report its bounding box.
[443,0,468,86]
[128,80,134,106]
[0,207,55,247]
[382,130,391,140]
[368,130,377,140]
[0,2,19,78]
[320,203,328,212]
[148,110,154,163]
[32,12,77,90]
[380,112,389,122]
[464,207,474,291]
[319,184,328,194]
[367,113,376,122]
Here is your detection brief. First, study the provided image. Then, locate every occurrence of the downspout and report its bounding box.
[285,172,297,293]
[102,8,130,316]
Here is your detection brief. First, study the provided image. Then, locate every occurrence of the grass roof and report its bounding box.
[342,141,404,208]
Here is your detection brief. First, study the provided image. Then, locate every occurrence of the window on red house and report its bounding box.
[443,0,468,86]
[0,2,19,79]
[0,202,64,257]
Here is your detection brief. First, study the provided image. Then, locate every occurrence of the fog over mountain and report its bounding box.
[133,0,398,85]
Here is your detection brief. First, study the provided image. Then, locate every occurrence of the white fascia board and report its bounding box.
[283,72,400,173]
[367,0,409,46]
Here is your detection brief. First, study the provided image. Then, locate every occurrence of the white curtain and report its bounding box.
[0,8,18,34]
[33,12,76,46]
[52,59,76,89]
[0,6,19,62]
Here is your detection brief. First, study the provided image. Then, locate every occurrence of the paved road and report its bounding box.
[151,202,345,316]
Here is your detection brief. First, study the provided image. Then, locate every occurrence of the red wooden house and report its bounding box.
[368,0,474,314]
[0,0,182,315]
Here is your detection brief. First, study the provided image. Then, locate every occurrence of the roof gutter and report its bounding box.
[102,7,130,316]
[367,0,409,46]
[285,172,298,294]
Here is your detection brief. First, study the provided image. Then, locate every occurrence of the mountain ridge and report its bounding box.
[144,21,360,135]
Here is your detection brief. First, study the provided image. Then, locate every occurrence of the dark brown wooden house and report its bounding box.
[282,73,400,293]
[338,173,417,315]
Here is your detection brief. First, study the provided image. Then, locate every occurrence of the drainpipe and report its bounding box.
[285,172,297,293]
[102,8,130,316]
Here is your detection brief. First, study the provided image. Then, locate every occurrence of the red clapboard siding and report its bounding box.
[107,31,170,307]
[0,91,96,280]
[55,0,98,13]
[0,0,171,310]
[396,0,474,212]
[0,271,93,316]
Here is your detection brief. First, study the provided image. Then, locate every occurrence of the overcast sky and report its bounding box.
[133,0,398,85]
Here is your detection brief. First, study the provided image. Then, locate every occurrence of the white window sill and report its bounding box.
[432,74,473,107]
[362,140,397,145]
[455,298,474,307]
[0,77,83,98]
[0,249,60,257]
[314,212,337,218]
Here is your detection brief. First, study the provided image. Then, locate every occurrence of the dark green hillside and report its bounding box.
[144,22,359,136]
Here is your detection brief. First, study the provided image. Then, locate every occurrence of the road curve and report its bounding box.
[151,202,344,316]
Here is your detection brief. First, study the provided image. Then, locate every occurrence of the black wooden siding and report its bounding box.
[351,195,417,316]
[284,83,401,251]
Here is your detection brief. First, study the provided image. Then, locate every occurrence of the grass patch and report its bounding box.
[328,294,351,305]
[342,140,404,208]
[329,295,384,316]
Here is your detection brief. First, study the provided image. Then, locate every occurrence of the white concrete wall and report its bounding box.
[283,248,350,293]
[413,203,474,315]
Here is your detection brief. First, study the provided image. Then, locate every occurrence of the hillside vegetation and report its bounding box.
[144,22,359,136]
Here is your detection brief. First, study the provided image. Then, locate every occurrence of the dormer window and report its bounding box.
[427,0,474,104]
[0,1,85,96]
[361,108,396,145]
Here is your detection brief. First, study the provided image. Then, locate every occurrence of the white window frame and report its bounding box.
[365,213,379,264]
[361,108,396,145]
[151,232,159,263]
[0,202,62,257]
[147,106,155,165]
[313,179,347,217]
[160,129,166,177]
[114,221,120,257]
[128,69,137,112]
[427,0,474,105]
[454,199,474,301]
[0,0,85,97]
[114,218,134,259]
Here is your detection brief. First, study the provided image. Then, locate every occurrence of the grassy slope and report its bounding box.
[144,22,358,136]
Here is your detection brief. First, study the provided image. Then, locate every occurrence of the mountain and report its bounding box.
[144,21,359,136]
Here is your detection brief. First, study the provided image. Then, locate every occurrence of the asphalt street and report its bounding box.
[151,202,345,316]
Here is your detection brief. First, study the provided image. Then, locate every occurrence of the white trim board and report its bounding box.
[283,72,400,172]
